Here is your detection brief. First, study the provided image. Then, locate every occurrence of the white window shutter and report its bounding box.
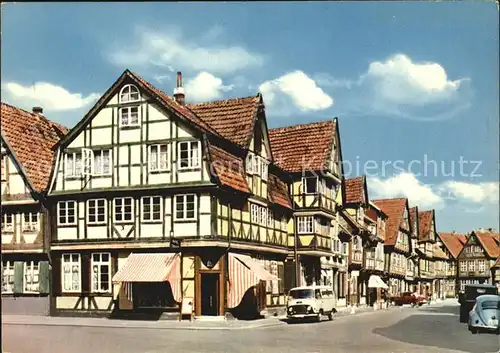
[246,153,253,174]
[81,148,94,176]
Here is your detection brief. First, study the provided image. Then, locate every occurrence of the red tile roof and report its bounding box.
[268,173,292,209]
[268,120,335,173]
[187,95,260,147]
[418,210,433,242]
[206,142,250,194]
[345,176,366,204]
[438,232,466,259]
[1,102,66,193]
[372,198,408,246]
[409,207,418,229]
[475,232,500,259]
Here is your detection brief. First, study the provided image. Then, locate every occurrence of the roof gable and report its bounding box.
[268,119,336,173]
[474,232,500,258]
[1,102,66,193]
[409,206,419,239]
[417,210,435,242]
[56,70,218,150]
[345,176,368,205]
[372,198,408,246]
[437,232,466,259]
[187,95,260,147]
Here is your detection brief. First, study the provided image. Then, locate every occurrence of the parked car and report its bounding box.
[468,294,500,334]
[286,286,336,322]
[459,284,499,323]
[392,292,425,307]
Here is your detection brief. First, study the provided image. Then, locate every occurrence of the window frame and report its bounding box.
[177,141,201,170]
[2,213,14,232]
[267,209,274,227]
[61,253,81,293]
[119,106,140,128]
[113,197,134,224]
[297,216,314,234]
[148,144,170,172]
[91,252,112,294]
[302,176,318,194]
[261,158,269,181]
[174,194,197,221]
[259,207,267,226]
[119,84,141,103]
[1,154,8,181]
[22,212,39,233]
[65,151,83,178]
[2,261,14,293]
[246,153,255,174]
[92,149,112,176]
[250,204,259,224]
[87,198,107,225]
[24,261,40,293]
[57,201,77,226]
[141,196,163,223]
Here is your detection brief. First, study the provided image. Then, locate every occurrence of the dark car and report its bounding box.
[468,294,500,334]
[459,284,499,323]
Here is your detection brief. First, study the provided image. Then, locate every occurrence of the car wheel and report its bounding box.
[411,302,416,308]
[470,327,478,334]
[327,312,333,321]
[315,313,321,322]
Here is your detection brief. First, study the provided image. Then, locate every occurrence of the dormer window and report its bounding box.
[119,84,140,103]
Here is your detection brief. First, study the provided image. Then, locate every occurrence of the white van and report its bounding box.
[286,285,337,321]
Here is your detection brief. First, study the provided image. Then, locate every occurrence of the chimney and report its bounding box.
[173,71,185,106]
[32,107,43,115]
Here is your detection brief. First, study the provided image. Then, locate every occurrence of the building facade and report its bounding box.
[436,232,466,297]
[416,210,437,298]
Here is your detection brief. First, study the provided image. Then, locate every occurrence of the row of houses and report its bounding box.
[1,70,499,319]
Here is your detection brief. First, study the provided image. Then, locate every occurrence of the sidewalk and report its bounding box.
[2,302,418,331]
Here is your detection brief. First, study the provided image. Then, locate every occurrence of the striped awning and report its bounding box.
[227,253,279,309]
[368,275,388,289]
[112,253,182,302]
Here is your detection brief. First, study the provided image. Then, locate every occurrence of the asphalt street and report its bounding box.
[2,301,499,353]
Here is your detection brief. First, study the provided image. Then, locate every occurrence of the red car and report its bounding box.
[392,292,427,307]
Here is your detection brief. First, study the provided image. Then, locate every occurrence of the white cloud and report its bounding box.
[259,71,333,115]
[2,81,100,111]
[362,54,465,106]
[368,172,444,209]
[153,74,171,84]
[184,72,234,102]
[440,181,499,204]
[108,26,264,74]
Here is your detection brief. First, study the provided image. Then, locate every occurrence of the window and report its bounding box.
[87,199,107,224]
[1,214,13,232]
[65,152,82,178]
[460,261,467,272]
[91,253,111,293]
[281,217,287,231]
[81,148,94,176]
[2,261,14,293]
[1,154,7,180]
[141,196,162,222]
[114,197,134,223]
[468,260,475,272]
[62,254,81,292]
[175,194,196,220]
[260,207,267,226]
[58,201,76,225]
[119,84,140,103]
[24,261,39,293]
[178,141,201,169]
[302,177,317,194]
[478,260,486,273]
[93,150,111,176]
[261,158,268,181]
[319,179,327,195]
[251,204,259,224]
[148,144,169,172]
[22,212,39,232]
[246,153,255,174]
[298,216,313,234]
[267,210,274,227]
[120,106,140,127]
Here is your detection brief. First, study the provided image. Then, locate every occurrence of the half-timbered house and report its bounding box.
[457,230,500,291]
[372,198,412,297]
[408,207,421,294]
[45,70,292,319]
[1,103,66,315]
[268,120,348,305]
[436,232,465,297]
[417,210,437,298]
[343,176,387,307]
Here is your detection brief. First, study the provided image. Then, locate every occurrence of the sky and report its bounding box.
[1,2,499,233]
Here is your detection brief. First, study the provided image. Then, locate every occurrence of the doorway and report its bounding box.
[201,273,219,316]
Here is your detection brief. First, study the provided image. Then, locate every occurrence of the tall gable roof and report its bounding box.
[438,232,466,259]
[1,102,67,193]
[268,120,335,173]
[344,176,367,204]
[372,198,408,246]
[187,95,260,147]
[418,210,434,242]
[475,232,500,258]
[268,173,293,209]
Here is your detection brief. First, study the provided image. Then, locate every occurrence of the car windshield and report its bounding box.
[481,300,500,310]
[289,289,314,299]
